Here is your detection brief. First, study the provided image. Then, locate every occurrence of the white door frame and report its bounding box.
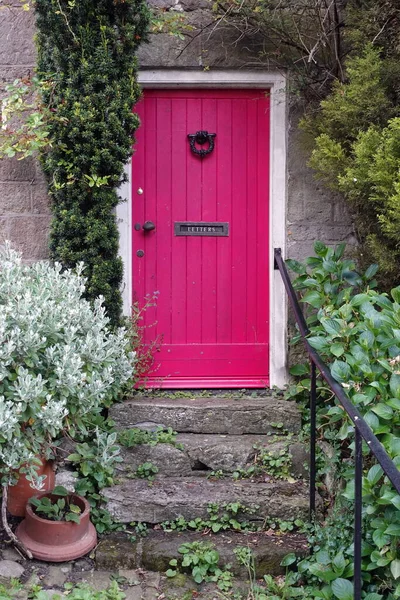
[117,70,288,388]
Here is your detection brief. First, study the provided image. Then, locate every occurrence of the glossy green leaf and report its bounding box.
[330,343,345,357]
[301,290,323,308]
[331,578,353,600]
[391,559,400,580]
[371,403,393,420]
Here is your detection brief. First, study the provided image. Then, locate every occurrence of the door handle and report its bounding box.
[142,221,156,232]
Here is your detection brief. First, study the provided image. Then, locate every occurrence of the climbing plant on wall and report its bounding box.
[34,0,150,326]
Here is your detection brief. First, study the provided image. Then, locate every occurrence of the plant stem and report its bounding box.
[1,484,33,559]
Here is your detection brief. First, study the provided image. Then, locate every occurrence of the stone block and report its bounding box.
[43,566,67,588]
[111,396,301,435]
[1,548,21,562]
[147,0,176,8]
[0,217,9,243]
[287,240,319,262]
[7,215,51,260]
[0,158,36,182]
[0,8,36,65]
[0,66,34,86]
[181,0,211,10]
[31,184,51,214]
[138,32,203,69]
[55,470,76,492]
[103,476,311,523]
[95,535,140,570]
[68,571,114,591]
[117,443,193,478]
[302,195,333,222]
[118,433,308,478]
[0,182,32,214]
[0,560,25,579]
[141,530,308,577]
[333,198,352,223]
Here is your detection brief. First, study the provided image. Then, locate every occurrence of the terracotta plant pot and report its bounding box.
[7,459,56,517]
[15,492,97,562]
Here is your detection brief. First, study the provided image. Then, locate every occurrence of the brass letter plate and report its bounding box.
[174,222,229,237]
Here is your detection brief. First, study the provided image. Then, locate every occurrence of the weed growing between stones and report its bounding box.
[134,462,159,481]
[160,503,305,536]
[118,427,183,450]
[230,439,296,482]
[0,580,125,600]
[166,541,234,592]
[66,420,187,534]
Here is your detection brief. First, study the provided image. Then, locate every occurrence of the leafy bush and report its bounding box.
[287,241,400,597]
[0,243,134,486]
[303,45,400,288]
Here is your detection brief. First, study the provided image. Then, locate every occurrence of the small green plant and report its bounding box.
[29,485,82,523]
[118,426,183,450]
[161,502,261,534]
[232,442,295,482]
[127,521,148,543]
[67,429,124,534]
[207,470,225,480]
[62,581,125,600]
[167,541,233,591]
[232,466,256,480]
[135,462,159,481]
[235,547,305,600]
[254,443,294,481]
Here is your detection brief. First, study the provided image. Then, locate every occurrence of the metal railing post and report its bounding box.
[310,360,317,520]
[354,428,363,600]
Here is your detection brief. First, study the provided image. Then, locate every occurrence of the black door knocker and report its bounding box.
[188,131,216,158]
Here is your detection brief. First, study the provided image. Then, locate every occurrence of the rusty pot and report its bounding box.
[7,459,55,517]
[15,492,97,562]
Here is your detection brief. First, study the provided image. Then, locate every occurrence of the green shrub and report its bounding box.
[0,243,134,486]
[303,46,400,289]
[287,241,400,597]
[35,0,150,326]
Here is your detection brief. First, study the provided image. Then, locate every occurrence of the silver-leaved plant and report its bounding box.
[0,242,135,487]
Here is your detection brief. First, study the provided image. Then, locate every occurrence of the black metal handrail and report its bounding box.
[274,247,400,600]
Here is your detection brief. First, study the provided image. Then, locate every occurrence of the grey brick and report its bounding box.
[7,215,51,259]
[31,184,51,214]
[0,183,31,214]
[0,8,36,65]
[0,158,35,182]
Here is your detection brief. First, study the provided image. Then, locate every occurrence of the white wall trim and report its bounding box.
[117,167,132,316]
[117,70,287,388]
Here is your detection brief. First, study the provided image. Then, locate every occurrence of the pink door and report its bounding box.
[132,89,270,388]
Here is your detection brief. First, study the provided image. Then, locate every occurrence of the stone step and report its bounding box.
[103,476,311,524]
[117,434,309,479]
[110,395,301,435]
[95,530,309,578]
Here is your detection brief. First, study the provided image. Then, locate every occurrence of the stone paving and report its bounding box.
[0,545,163,600]
[0,543,223,600]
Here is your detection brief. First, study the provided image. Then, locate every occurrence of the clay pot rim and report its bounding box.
[26,491,90,524]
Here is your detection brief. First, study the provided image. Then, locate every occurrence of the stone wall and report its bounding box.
[0,4,51,260]
[0,0,355,263]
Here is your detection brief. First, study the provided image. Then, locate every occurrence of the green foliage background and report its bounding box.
[287,242,400,598]
[304,45,400,290]
[35,0,150,326]
[214,1,400,289]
